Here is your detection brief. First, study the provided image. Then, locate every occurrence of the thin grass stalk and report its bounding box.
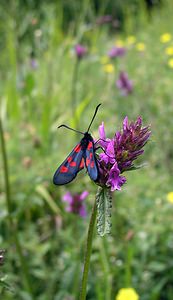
[79,198,97,300]
[0,116,34,298]
[5,4,20,121]
[71,58,80,117]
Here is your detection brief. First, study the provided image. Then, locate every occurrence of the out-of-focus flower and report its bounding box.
[62,191,88,217]
[168,58,173,68]
[124,229,134,241]
[116,71,133,96]
[75,44,87,59]
[103,64,115,73]
[115,287,139,300]
[96,15,113,25]
[96,15,120,29]
[97,117,151,192]
[167,192,173,203]
[22,156,32,168]
[100,56,109,65]
[30,50,38,69]
[30,59,38,69]
[126,35,136,45]
[31,18,38,25]
[108,46,126,58]
[160,33,172,43]
[165,46,173,55]
[136,42,146,51]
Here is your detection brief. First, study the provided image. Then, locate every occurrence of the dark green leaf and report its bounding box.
[96,187,112,237]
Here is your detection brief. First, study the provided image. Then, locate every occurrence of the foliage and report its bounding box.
[0,0,173,299]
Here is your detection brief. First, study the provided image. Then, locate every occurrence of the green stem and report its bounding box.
[99,238,112,300]
[0,117,34,298]
[79,198,97,300]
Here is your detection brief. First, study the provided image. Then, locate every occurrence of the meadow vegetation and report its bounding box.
[0,1,173,299]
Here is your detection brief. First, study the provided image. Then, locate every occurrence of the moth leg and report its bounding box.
[94,138,109,146]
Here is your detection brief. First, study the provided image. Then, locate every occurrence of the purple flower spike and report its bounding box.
[97,116,151,190]
[123,116,129,131]
[108,46,126,58]
[116,71,133,96]
[75,44,87,59]
[62,191,88,217]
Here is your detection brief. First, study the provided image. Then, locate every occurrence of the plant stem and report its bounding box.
[79,198,97,300]
[0,117,34,298]
[99,238,112,300]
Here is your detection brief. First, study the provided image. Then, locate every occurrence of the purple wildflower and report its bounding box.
[30,58,38,69]
[98,122,111,149]
[62,191,88,217]
[96,117,151,192]
[108,46,126,58]
[116,71,133,96]
[75,44,87,59]
[107,162,126,191]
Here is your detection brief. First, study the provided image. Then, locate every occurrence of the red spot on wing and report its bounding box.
[87,142,93,150]
[60,166,68,173]
[70,161,76,167]
[67,156,72,162]
[86,158,90,166]
[90,153,93,159]
[80,159,84,169]
[74,145,81,153]
[90,161,94,168]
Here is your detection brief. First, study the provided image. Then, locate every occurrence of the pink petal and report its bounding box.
[80,191,89,201]
[62,192,73,204]
[99,122,106,140]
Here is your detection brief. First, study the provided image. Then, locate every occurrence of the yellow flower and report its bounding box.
[136,43,146,51]
[167,192,173,203]
[168,58,173,68]
[100,55,109,65]
[165,46,173,55]
[126,35,136,45]
[103,64,114,73]
[160,33,172,43]
[115,39,124,47]
[116,288,139,300]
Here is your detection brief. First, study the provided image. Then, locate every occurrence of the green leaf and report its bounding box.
[125,163,147,172]
[96,187,112,237]
[70,95,92,128]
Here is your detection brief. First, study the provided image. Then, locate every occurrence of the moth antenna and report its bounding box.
[58,124,84,135]
[87,103,101,133]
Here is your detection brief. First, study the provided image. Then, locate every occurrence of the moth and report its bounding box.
[53,104,101,185]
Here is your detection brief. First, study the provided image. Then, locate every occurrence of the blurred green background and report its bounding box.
[0,0,173,299]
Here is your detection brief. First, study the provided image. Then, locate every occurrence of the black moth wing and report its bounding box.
[84,140,99,181]
[53,143,84,185]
